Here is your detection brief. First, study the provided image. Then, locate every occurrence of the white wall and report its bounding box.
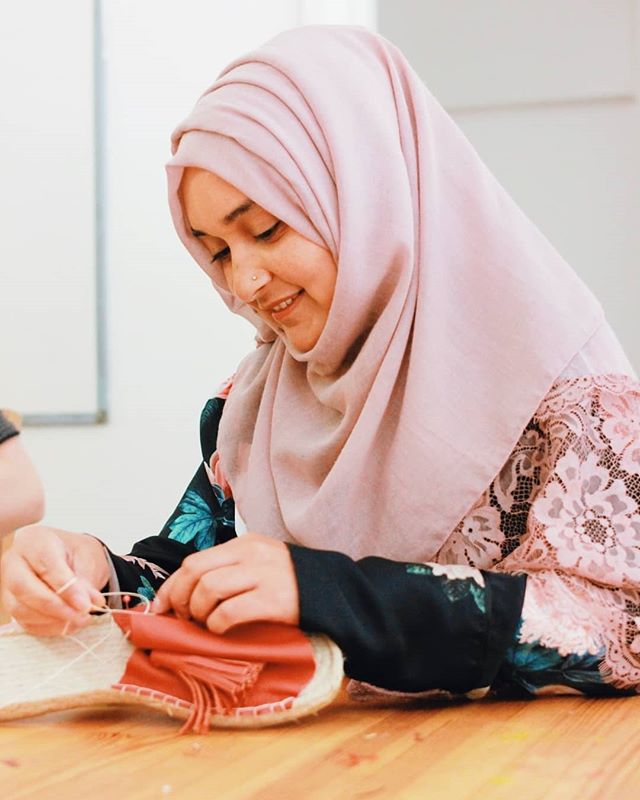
[379,0,640,370]
[17,0,375,551]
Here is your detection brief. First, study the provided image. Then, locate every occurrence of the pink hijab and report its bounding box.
[166,26,603,562]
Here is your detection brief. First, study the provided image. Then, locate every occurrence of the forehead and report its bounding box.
[180,167,248,232]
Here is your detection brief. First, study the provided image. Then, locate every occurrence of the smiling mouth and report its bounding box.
[269,290,303,320]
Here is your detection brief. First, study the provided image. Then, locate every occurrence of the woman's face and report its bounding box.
[181,168,337,352]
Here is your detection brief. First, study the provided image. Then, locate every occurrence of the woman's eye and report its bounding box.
[209,221,281,263]
[210,247,230,263]
[255,221,281,241]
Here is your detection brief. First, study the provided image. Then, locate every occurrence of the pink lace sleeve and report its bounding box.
[436,375,640,689]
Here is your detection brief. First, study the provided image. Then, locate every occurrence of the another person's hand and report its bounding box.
[0,435,44,536]
[1,525,108,636]
[151,533,299,633]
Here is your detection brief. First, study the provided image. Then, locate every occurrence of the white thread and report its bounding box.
[65,631,115,665]
[5,591,154,706]
[55,576,78,595]
[96,590,152,614]
[10,614,119,704]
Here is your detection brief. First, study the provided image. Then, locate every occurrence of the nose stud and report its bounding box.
[251,275,258,281]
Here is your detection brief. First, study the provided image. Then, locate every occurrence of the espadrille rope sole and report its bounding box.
[0,615,344,729]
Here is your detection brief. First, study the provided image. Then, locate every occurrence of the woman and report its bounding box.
[3,26,640,700]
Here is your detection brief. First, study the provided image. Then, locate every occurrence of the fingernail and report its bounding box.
[152,599,166,614]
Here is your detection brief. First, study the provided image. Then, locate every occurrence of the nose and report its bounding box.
[229,258,271,303]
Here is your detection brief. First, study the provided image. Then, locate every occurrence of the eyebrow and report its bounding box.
[190,199,255,237]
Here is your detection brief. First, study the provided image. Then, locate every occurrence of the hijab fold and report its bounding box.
[167,26,603,561]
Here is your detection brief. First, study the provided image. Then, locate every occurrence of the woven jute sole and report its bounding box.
[0,616,344,729]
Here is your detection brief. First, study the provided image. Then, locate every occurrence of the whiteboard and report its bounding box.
[0,0,104,424]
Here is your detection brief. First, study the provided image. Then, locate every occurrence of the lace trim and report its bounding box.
[436,373,640,687]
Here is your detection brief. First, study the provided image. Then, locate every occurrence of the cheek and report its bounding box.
[295,245,337,303]
[315,255,338,308]
[273,233,336,307]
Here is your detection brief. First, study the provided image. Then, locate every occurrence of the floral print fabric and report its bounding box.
[165,397,237,552]
[406,563,486,614]
[436,374,640,689]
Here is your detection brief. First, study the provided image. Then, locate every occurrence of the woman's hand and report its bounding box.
[151,533,299,633]
[1,525,108,636]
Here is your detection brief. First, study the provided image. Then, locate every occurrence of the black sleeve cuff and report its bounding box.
[289,544,526,694]
[98,537,197,599]
[0,412,19,444]
[130,536,197,574]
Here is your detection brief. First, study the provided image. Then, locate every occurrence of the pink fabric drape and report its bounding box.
[166,25,603,561]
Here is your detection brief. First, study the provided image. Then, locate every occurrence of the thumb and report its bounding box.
[85,580,108,611]
[62,576,106,614]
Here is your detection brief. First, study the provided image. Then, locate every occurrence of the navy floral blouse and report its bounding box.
[104,393,631,700]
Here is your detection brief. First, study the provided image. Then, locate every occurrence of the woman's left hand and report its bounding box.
[151,533,299,633]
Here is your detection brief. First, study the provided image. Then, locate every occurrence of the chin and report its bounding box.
[287,333,316,353]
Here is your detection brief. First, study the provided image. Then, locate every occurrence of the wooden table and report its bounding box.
[1,688,639,799]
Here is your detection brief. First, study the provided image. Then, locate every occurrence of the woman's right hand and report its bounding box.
[1,524,109,636]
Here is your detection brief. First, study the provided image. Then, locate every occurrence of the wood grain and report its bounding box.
[1,689,640,799]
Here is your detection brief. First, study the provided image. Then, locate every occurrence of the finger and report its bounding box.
[156,567,202,619]
[7,590,90,632]
[150,569,187,616]
[88,583,108,611]
[5,556,89,624]
[69,577,107,611]
[7,590,86,625]
[205,590,270,635]
[24,539,94,613]
[153,548,242,617]
[152,541,245,609]
[188,566,256,623]
[150,570,180,615]
[10,614,89,638]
